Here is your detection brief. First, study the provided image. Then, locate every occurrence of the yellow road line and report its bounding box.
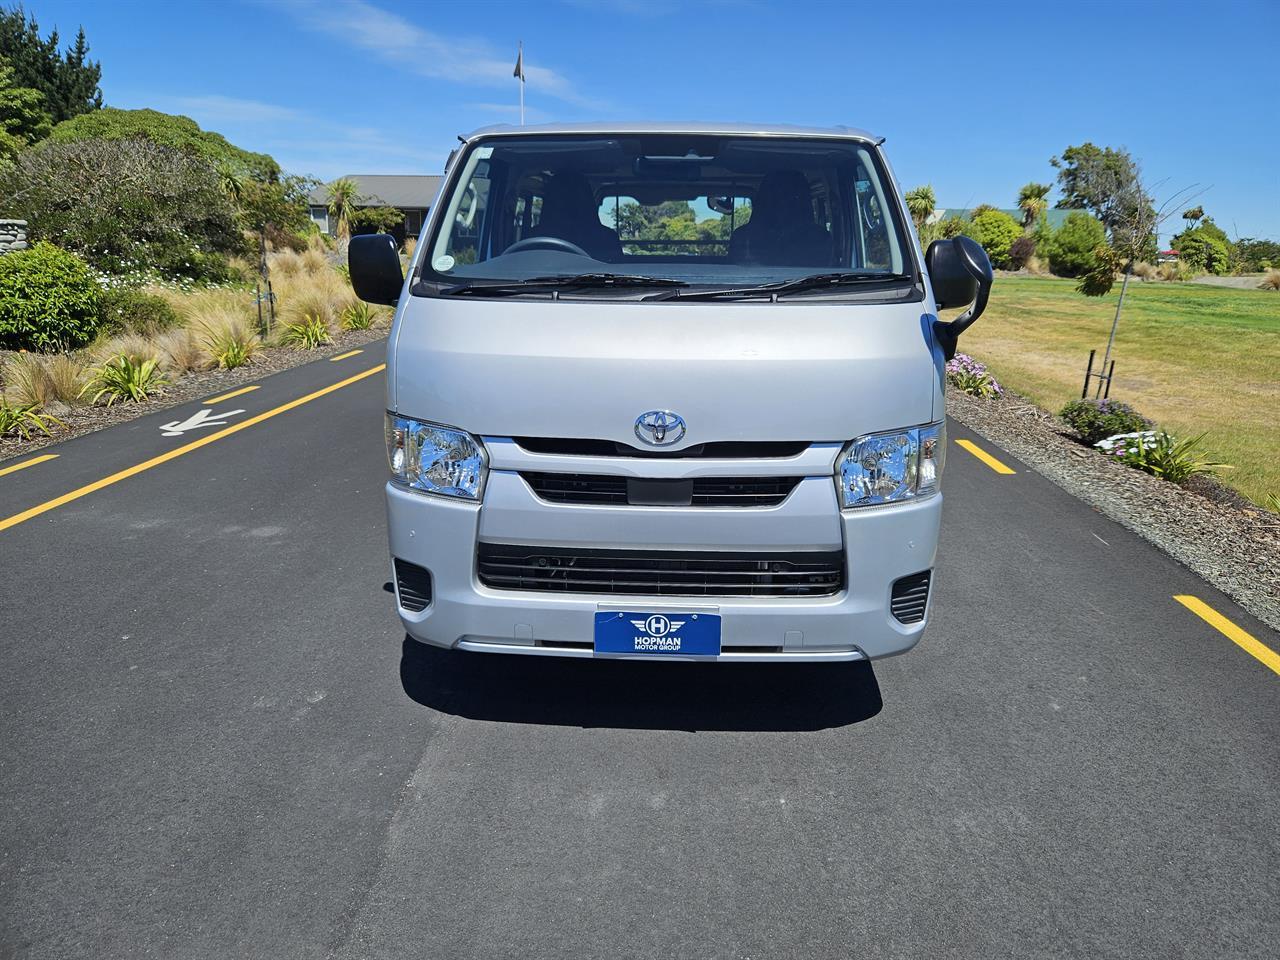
[0,453,59,478]
[0,364,386,534]
[329,349,363,362]
[1174,595,1280,677]
[205,385,260,405]
[955,438,1016,475]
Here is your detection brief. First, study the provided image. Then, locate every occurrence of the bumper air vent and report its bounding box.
[520,472,802,507]
[477,544,844,598]
[393,559,433,613]
[890,571,932,624]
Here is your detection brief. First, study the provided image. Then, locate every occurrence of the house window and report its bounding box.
[405,209,424,236]
[309,206,330,234]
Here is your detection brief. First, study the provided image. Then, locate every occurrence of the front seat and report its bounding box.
[530,174,622,262]
[729,171,832,267]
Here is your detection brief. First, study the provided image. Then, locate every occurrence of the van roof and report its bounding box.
[463,121,880,142]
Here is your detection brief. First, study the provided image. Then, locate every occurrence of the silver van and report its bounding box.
[350,122,992,662]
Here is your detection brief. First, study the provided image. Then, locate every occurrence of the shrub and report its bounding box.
[1007,235,1036,270]
[945,353,1003,398]
[1046,212,1107,277]
[403,236,417,258]
[202,321,259,369]
[47,108,279,181]
[0,138,240,281]
[1060,398,1153,444]
[0,242,103,351]
[280,314,331,349]
[156,328,206,373]
[43,354,89,403]
[0,399,60,439]
[97,287,181,336]
[265,223,308,253]
[1174,231,1230,275]
[1130,261,1157,280]
[969,209,1023,268]
[83,354,167,405]
[1259,269,1280,291]
[350,205,404,235]
[1,353,52,406]
[340,301,378,331]
[1094,431,1228,485]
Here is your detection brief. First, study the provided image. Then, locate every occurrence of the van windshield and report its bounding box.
[422,134,912,290]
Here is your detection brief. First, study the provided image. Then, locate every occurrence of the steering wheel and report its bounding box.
[503,236,591,258]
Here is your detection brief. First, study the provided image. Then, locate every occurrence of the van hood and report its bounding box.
[389,298,942,447]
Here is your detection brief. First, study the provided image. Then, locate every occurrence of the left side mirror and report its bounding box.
[349,233,404,306]
[925,235,993,360]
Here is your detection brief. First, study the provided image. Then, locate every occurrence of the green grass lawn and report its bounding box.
[958,276,1280,506]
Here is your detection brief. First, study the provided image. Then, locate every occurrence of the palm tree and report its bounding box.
[1016,182,1051,229]
[904,185,936,230]
[327,177,360,240]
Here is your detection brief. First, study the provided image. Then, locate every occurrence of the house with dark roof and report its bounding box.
[308,175,444,243]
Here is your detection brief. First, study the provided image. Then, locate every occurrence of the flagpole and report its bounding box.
[516,40,525,126]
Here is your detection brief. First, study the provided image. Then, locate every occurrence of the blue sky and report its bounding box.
[25,0,1280,243]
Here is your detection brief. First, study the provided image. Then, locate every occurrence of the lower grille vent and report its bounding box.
[521,472,801,507]
[394,558,433,612]
[890,571,931,624]
[478,543,843,597]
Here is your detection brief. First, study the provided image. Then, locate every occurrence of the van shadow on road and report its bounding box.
[398,638,882,732]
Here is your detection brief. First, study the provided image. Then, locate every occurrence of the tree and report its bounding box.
[1016,182,1051,228]
[0,54,50,164]
[904,185,936,230]
[0,137,241,280]
[49,107,279,181]
[969,209,1023,268]
[1181,205,1203,230]
[327,178,360,240]
[1171,217,1231,275]
[0,5,101,123]
[1050,142,1150,233]
[1045,211,1107,276]
[351,204,405,235]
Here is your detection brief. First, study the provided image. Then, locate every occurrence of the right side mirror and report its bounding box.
[348,233,404,306]
[925,235,993,360]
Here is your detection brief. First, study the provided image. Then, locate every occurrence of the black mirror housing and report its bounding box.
[349,233,404,306]
[925,235,993,360]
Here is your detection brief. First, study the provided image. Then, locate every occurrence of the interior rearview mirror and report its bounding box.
[925,235,993,360]
[349,233,404,306]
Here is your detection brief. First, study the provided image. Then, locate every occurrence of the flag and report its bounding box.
[513,42,524,82]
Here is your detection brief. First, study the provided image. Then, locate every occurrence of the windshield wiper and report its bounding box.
[443,273,689,297]
[642,272,912,302]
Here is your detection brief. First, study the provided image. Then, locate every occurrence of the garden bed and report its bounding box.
[947,388,1280,632]
[0,326,386,463]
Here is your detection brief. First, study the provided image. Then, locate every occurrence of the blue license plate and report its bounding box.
[593,611,722,657]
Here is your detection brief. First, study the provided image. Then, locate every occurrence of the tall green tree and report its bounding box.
[1181,205,1204,230]
[0,4,101,123]
[0,54,50,164]
[1050,142,1151,234]
[1016,182,1051,228]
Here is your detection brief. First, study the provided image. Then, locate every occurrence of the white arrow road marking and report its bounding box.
[160,408,245,437]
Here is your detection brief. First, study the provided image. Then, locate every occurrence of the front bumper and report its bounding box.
[385,466,941,662]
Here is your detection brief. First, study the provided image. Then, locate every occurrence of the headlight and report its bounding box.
[385,414,487,500]
[836,422,944,508]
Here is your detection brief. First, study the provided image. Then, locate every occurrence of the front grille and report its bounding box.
[393,558,433,612]
[477,543,844,597]
[890,570,931,623]
[514,437,810,459]
[520,472,802,507]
